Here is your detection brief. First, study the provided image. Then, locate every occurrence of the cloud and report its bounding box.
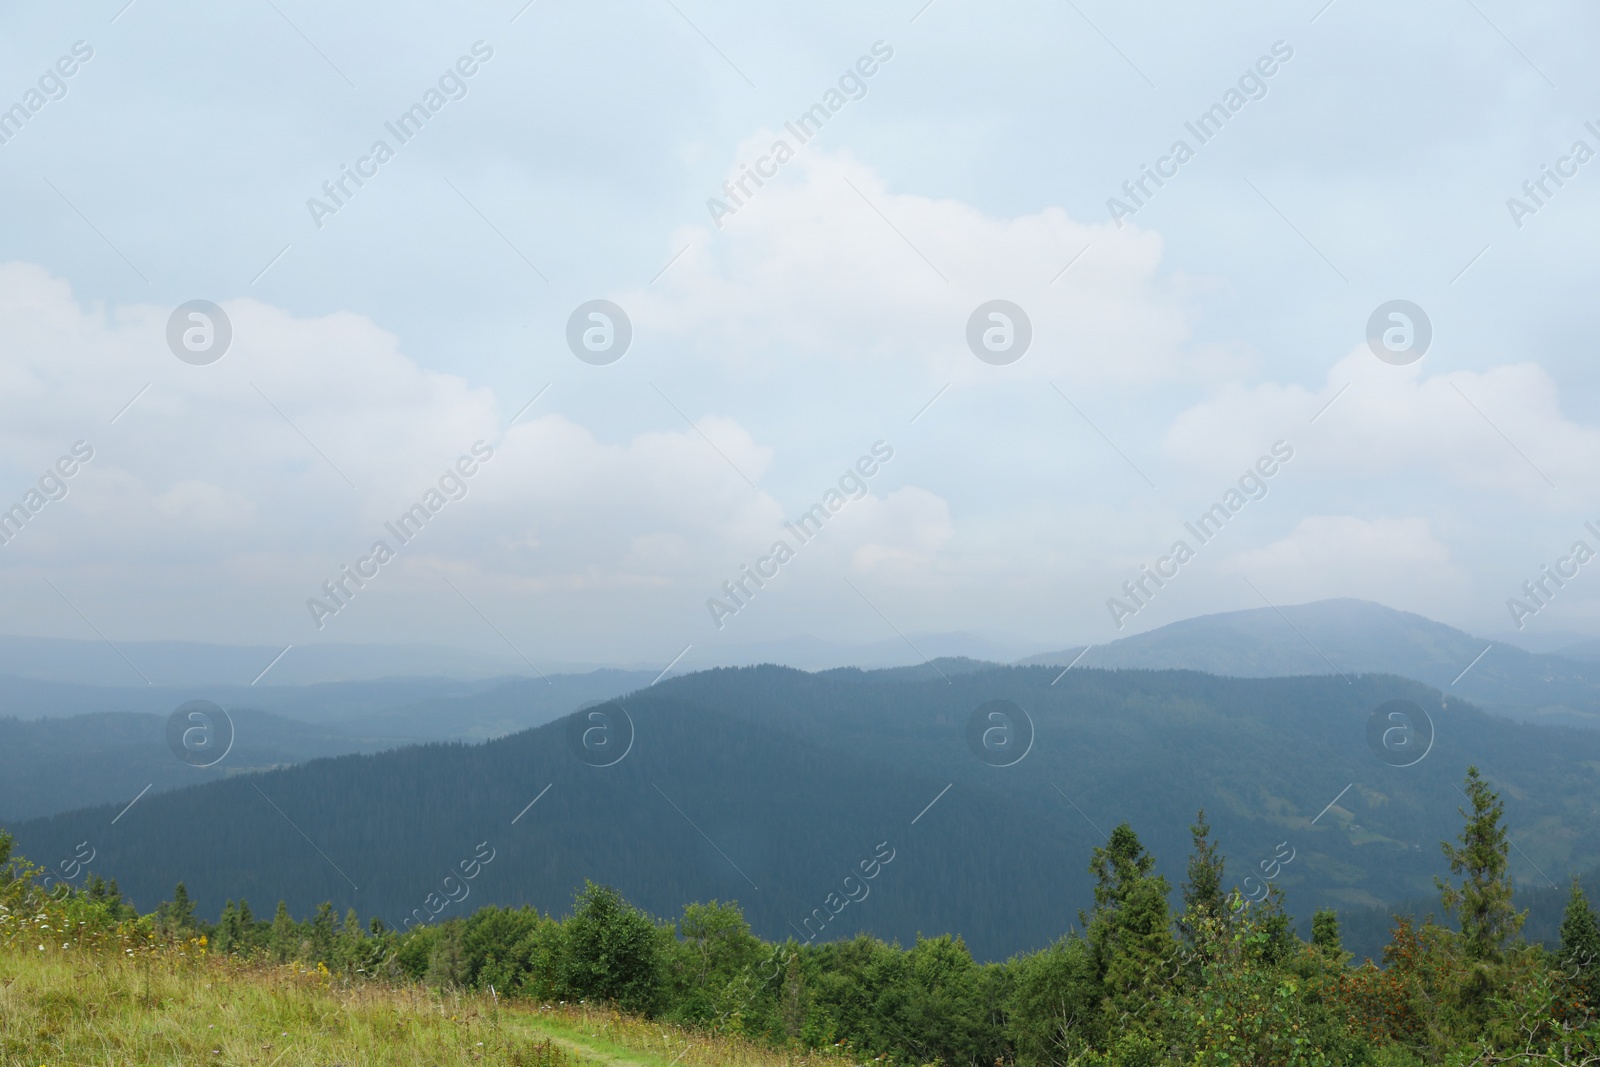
[848,487,954,575]
[0,262,962,649]
[621,145,1235,384]
[1164,350,1600,500]
[1220,515,1469,609]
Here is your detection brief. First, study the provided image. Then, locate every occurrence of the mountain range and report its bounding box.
[0,670,653,820]
[10,659,1600,963]
[1023,598,1600,727]
[14,597,1600,824]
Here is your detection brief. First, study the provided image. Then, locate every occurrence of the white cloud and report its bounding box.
[1165,350,1600,500]
[843,487,955,576]
[622,145,1234,384]
[1220,515,1469,609]
[0,263,965,649]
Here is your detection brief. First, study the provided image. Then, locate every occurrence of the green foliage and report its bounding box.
[461,905,549,993]
[1005,936,1099,1066]
[1179,810,1227,951]
[559,881,663,1016]
[1312,908,1342,954]
[270,899,299,962]
[154,881,198,935]
[1437,765,1526,963]
[1086,823,1178,1029]
[1558,877,1600,1020]
[661,900,765,1029]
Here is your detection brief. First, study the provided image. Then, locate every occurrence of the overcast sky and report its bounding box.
[1,0,1597,668]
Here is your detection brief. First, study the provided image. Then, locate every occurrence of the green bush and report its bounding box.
[557,881,663,1015]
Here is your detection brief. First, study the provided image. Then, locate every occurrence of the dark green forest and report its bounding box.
[8,764,1600,1064]
[13,665,1600,964]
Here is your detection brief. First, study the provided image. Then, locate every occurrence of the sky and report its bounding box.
[1,0,1599,670]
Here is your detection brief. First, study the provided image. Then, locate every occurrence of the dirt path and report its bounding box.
[505,1011,692,1067]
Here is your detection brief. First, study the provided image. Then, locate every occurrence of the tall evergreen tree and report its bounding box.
[1089,823,1157,914]
[270,900,298,962]
[309,902,338,963]
[215,900,241,953]
[1437,766,1525,961]
[1179,810,1226,951]
[157,882,198,935]
[1085,823,1176,1020]
[237,899,257,949]
[1311,907,1342,953]
[1559,877,1600,1012]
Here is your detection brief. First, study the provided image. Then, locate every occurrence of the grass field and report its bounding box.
[0,942,851,1067]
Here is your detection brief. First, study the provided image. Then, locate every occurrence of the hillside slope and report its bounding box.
[11,664,1600,961]
[0,670,654,820]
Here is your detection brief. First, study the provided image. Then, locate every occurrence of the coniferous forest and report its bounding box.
[9,763,1600,1065]
[13,665,1600,971]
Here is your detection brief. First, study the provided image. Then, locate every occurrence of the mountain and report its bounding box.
[1548,637,1600,664]
[0,631,1054,689]
[0,709,403,822]
[10,663,1600,962]
[0,634,544,687]
[0,669,655,820]
[0,672,485,721]
[1490,629,1598,655]
[1019,598,1600,727]
[707,633,1056,671]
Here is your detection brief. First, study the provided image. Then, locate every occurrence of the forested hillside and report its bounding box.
[11,664,1600,962]
[0,669,654,819]
[9,768,1600,1066]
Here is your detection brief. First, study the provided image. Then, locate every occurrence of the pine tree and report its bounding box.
[1437,766,1525,961]
[1559,877,1600,1012]
[1179,810,1226,951]
[337,907,366,970]
[1311,907,1342,953]
[310,902,337,963]
[215,900,241,953]
[158,882,198,935]
[271,900,298,962]
[237,899,257,953]
[1085,823,1176,1018]
[1089,823,1158,913]
[1252,884,1297,966]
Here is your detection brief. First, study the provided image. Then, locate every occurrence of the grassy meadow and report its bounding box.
[0,939,849,1067]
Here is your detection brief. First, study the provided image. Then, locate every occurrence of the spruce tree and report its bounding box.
[215,900,240,953]
[1089,823,1157,913]
[1085,823,1176,1016]
[1437,766,1525,961]
[337,907,366,969]
[1311,907,1342,953]
[310,902,337,963]
[1179,810,1226,951]
[158,882,198,935]
[271,900,298,962]
[237,900,257,953]
[1559,877,1600,1011]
